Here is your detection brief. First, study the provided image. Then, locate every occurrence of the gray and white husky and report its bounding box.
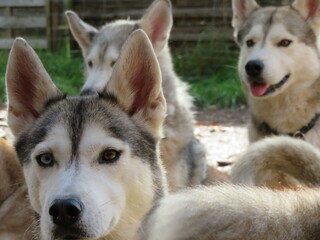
[6,30,168,240]
[65,0,208,191]
[232,0,320,147]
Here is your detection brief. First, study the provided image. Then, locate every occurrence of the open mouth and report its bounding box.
[249,74,290,97]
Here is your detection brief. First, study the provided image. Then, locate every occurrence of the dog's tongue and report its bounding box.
[250,83,268,97]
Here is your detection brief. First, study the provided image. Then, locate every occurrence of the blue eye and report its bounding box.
[99,149,121,164]
[36,153,54,167]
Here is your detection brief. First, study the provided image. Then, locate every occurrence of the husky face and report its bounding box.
[232,0,320,98]
[6,30,166,240]
[65,0,172,94]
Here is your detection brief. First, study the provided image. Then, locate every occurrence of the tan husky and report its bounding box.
[6,30,168,240]
[65,0,208,191]
[0,138,33,239]
[232,0,320,146]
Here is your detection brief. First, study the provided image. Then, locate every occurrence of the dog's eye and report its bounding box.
[246,40,255,48]
[278,39,292,47]
[36,153,54,167]
[88,60,93,68]
[110,60,116,67]
[99,149,121,164]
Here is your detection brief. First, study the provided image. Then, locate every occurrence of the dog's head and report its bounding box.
[65,0,172,94]
[232,0,320,98]
[6,30,167,240]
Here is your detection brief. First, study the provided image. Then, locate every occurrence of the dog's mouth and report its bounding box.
[249,74,290,97]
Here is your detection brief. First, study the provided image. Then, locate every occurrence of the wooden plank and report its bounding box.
[0,0,46,7]
[0,38,47,49]
[171,31,233,41]
[78,8,232,20]
[0,16,46,28]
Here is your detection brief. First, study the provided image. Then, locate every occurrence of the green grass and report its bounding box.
[0,41,245,108]
[187,64,245,108]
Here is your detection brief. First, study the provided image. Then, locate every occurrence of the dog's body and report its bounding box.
[232,0,320,146]
[6,31,168,240]
[65,0,208,191]
[230,136,320,189]
[142,184,320,240]
[142,134,320,239]
[0,138,33,239]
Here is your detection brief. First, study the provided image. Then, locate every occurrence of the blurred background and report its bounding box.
[0,0,290,108]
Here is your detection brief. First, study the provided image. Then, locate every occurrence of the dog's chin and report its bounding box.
[248,74,290,98]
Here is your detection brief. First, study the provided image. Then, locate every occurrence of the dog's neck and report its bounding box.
[248,75,320,135]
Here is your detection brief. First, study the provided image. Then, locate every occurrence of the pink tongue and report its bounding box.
[250,83,268,97]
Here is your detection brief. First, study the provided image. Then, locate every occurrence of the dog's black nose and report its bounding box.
[49,199,83,226]
[245,60,264,78]
[81,89,99,96]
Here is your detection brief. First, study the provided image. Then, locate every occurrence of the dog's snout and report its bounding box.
[49,198,83,226]
[245,60,264,78]
[81,88,99,96]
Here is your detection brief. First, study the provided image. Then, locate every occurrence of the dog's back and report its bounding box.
[0,138,33,239]
[143,185,320,240]
[231,136,320,189]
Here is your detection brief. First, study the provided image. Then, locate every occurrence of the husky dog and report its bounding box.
[65,0,208,191]
[0,138,33,239]
[230,136,320,189]
[232,0,320,146]
[6,30,168,240]
[142,184,320,240]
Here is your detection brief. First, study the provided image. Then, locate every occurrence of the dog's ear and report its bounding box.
[232,0,260,37]
[139,0,173,52]
[6,38,64,137]
[106,29,166,139]
[292,0,320,34]
[65,10,98,56]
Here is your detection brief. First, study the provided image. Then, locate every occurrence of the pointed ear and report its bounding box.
[6,38,64,137]
[292,0,320,34]
[139,0,173,52]
[232,0,260,37]
[106,30,166,140]
[65,10,98,56]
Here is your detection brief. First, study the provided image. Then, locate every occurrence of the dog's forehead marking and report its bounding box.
[87,20,139,62]
[238,6,317,47]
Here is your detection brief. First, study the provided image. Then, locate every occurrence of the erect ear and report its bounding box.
[232,0,260,37]
[65,10,98,56]
[292,0,320,34]
[106,29,166,140]
[6,38,64,137]
[139,0,173,52]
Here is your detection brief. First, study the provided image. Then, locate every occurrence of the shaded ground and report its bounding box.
[0,104,250,172]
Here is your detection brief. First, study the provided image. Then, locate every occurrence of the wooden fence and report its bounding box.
[0,0,291,50]
[0,0,48,49]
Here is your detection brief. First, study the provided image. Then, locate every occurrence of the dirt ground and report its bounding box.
[0,104,250,172]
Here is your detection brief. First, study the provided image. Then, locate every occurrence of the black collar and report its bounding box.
[254,113,320,139]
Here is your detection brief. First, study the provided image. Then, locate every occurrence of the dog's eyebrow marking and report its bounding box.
[262,9,277,46]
